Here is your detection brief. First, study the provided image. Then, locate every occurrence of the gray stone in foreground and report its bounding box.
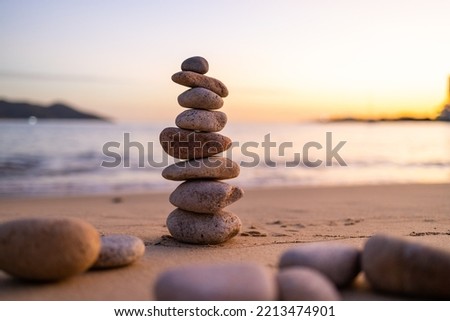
[362,234,450,299]
[160,127,232,160]
[175,109,227,132]
[169,180,244,214]
[154,262,277,300]
[0,217,100,281]
[172,71,229,97]
[279,243,361,288]
[181,56,209,74]
[162,157,239,181]
[277,267,341,301]
[167,208,241,245]
[92,234,145,269]
[177,88,224,110]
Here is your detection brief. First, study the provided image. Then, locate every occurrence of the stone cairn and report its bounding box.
[160,56,243,245]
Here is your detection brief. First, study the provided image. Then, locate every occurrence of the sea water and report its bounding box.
[0,120,449,197]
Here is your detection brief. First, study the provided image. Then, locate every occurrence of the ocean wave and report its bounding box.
[0,155,43,176]
[1,121,449,197]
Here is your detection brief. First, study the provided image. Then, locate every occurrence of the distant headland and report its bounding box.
[327,113,449,123]
[328,103,450,123]
[0,99,109,121]
[328,75,450,123]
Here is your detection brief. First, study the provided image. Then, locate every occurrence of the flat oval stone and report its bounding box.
[279,243,361,288]
[181,56,209,74]
[175,109,227,132]
[277,267,341,301]
[169,180,244,214]
[167,208,241,244]
[0,217,100,281]
[172,71,229,97]
[162,157,239,181]
[178,88,224,110]
[154,262,277,300]
[362,234,450,299]
[160,127,232,159]
[92,234,145,269]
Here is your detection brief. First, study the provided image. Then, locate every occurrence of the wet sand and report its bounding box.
[0,183,449,300]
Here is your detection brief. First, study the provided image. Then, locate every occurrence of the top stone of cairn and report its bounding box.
[181,56,209,74]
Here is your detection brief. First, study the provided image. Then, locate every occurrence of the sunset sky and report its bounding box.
[1,0,449,121]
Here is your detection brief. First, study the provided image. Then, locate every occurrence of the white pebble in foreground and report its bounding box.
[0,217,100,281]
[279,243,361,288]
[277,267,341,301]
[362,234,450,299]
[92,234,145,269]
[154,262,277,300]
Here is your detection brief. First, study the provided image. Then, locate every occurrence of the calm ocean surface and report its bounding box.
[0,120,449,197]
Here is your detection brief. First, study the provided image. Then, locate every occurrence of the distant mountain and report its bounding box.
[327,116,436,123]
[0,99,108,120]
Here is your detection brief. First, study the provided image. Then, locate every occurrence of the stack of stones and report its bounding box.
[160,56,243,245]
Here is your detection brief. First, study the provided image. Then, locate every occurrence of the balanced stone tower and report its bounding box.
[160,56,243,245]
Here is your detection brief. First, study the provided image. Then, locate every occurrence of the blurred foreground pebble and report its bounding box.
[279,243,361,288]
[154,262,277,300]
[277,267,341,300]
[362,234,450,299]
[0,217,100,281]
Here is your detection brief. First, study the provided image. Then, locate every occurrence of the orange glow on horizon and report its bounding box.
[1,1,450,122]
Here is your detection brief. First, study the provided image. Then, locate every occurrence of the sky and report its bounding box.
[1,0,450,122]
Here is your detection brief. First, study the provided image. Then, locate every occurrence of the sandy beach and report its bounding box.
[0,183,449,300]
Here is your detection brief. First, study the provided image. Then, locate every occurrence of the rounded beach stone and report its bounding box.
[160,127,232,159]
[167,208,241,245]
[172,71,229,97]
[181,56,209,74]
[154,262,277,300]
[277,267,341,301]
[362,234,450,299]
[169,180,244,214]
[0,217,100,281]
[279,243,361,288]
[162,157,239,181]
[177,88,224,110]
[175,109,227,132]
[92,234,145,269]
